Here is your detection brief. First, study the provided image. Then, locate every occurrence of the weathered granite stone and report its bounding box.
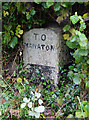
[23,27,70,86]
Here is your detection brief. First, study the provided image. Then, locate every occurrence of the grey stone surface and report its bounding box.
[23,27,70,86]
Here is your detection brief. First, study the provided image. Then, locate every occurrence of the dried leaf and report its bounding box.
[17,77,22,83]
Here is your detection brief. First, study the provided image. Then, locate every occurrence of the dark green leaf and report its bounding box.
[66,41,79,49]
[2,3,9,10]
[30,9,36,16]
[70,15,79,24]
[73,73,81,85]
[73,49,83,63]
[79,49,88,56]
[68,71,74,78]
[79,22,86,31]
[9,37,18,48]
[54,3,60,12]
[63,25,70,32]
[46,2,54,8]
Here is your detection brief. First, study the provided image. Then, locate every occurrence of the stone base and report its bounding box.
[23,64,58,90]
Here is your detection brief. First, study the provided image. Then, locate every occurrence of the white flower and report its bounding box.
[34,106,45,113]
[31,91,34,95]
[31,107,34,111]
[0,110,2,116]
[28,102,32,108]
[35,92,41,99]
[28,111,35,116]
[32,96,38,101]
[34,112,40,118]
[21,103,26,108]
[20,51,22,56]
[38,99,43,105]
[28,111,40,118]
[23,97,30,103]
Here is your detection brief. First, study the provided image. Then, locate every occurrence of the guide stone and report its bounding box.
[23,28,70,86]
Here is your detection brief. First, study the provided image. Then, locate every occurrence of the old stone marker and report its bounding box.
[23,27,70,87]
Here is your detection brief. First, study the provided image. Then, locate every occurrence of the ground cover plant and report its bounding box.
[0,1,89,119]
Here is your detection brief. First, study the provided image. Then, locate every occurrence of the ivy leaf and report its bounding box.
[16,2,22,12]
[19,30,23,35]
[68,71,74,78]
[63,25,70,32]
[30,9,36,16]
[73,73,81,85]
[79,22,86,31]
[56,16,63,24]
[63,34,69,40]
[87,60,89,64]
[79,33,87,41]
[73,49,83,63]
[54,3,60,12]
[69,28,75,34]
[9,37,18,48]
[34,0,41,4]
[79,49,88,56]
[66,41,79,49]
[26,12,31,20]
[2,3,9,10]
[70,15,79,24]
[70,36,77,42]
[46,2,54,8]
[79,34,87,48]
[83,12,89,21]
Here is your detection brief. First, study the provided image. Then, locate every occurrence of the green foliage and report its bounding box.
[54,3,61,12]
[9,36,18,48]
[75,96,89,118]
[63,12,89,118]
[70,13,79,24]
[2,3,44,48]
[2,2,89,119]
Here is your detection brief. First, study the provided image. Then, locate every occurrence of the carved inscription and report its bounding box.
[23,33,55,51]
[23,43,55,51]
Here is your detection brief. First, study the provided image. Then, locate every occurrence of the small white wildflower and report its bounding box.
[32,95,38,101]
[35,112,40,118]
[23,97,30,103]
[35,92,41,99]
[34,106,45,113]
[28,102,32,108]
[28,111,35,116]
[38,99,43,105]
[28,111,40,118]
[0,110,2,116]
[21,103,26,108]
[20,51,22,56]
[31,91,34,95]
